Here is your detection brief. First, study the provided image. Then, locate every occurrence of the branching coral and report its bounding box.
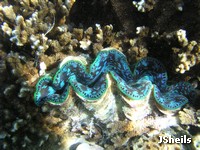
[148,28,200,74]
[172,29,200,74]
[0,1,71,57]
[0,0,199,149]
[132,0,156,12]
[0,1,150,67]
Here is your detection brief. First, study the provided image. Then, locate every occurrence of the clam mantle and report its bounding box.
[34,48,196,115]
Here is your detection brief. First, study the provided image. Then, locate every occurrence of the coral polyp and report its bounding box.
[34,48,195,113]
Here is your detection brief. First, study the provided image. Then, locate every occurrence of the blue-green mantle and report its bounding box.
[34,48,196,111]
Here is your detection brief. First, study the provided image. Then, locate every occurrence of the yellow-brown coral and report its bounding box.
[178,108,198,126]
[132,132,182,150]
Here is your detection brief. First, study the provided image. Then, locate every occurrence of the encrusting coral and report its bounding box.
[178,107,200,126]
[131,131,182,150]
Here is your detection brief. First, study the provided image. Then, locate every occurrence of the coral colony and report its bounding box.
[34,48,196,113]
[1,1,200,149]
